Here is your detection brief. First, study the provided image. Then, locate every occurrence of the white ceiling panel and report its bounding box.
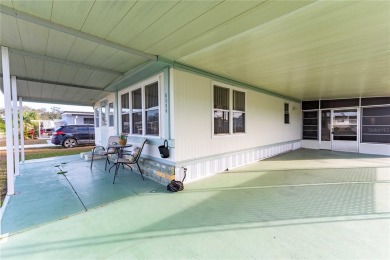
[163,0,316,60]
[70,88,91,103]
[51,85,68,100]
[24,56,44,79]
[40,83,55,99]
[17,19,49,55]
[65,37,99,64]
[27,81,42,98]
[15,80,29,97]
[43,60,63,82]
[81,1,137,39]
[70,68,94,86]
[0,15,23,49]
[9,52,27,77]
[179,1,390,100]
[57,65,78,84]
[99,51,143,72]
[46,30,76,59]
[12,0,52,21]
[146,1,262,54]
[113,56,148,73]
[87,73,119,90]
[82,45,118,68]
[51,0,94,31]
[106,1,179,46]
[61,87,78,101]
[129,1,222,51]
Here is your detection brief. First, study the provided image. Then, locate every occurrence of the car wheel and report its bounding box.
[63,138,77,148]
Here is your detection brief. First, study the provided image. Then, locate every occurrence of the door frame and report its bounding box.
[319,107,360,152]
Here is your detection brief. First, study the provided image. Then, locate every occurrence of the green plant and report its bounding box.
[119,133,127,140]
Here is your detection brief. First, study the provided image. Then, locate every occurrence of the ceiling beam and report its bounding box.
[0,4,157,61]
[0,74,110,92]
[8,48,123,76]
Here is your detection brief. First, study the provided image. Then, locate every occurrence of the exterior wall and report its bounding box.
[172,69,302,181]
[94,92,117,146]
[61,114,94,125]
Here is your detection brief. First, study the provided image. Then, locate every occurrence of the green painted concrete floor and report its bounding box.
[1,149,390,259]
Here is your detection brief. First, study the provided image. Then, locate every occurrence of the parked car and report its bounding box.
[44,128,54,136]
[51,125,95,148]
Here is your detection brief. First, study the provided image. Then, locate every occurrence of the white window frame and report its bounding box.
[95,107,100,128]
[212,82,246,137]
[120,92,130,134]
[118,74,162,138]
[108,102,114,127]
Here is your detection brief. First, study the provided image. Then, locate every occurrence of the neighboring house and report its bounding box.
[94,67,390,185]
[59,111,94,126]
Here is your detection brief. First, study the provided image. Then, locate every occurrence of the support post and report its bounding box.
[11,76,19,176]
[2,46,15,195]
[19,97,25,162]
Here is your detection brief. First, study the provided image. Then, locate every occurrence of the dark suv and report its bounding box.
[51,125,95,148]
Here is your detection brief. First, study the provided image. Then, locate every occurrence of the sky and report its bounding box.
[0,91,93,112]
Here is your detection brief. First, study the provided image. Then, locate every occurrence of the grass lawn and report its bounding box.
[0,138,48,147]
[0,145,94,207]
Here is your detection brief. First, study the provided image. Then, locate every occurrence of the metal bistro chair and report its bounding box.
[90,136,120,171]
[113,138,147,184]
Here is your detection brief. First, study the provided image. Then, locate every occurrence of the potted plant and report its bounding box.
[118,133,127,145]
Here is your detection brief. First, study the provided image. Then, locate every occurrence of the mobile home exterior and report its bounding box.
[94,66,301,183]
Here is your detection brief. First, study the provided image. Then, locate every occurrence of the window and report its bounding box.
[108,102,114,127]
[284,103,290,124]
[132,88,142,135]
[95,108,99,127]
[361,106,390,143]
[101,106,107,126]
[302,111,318,140]
[121,80,160,136]
[121,93,130,134]
[145,82,159,135]
[233,90,245,133]
[84,118,94,124]
[213,85,245,135]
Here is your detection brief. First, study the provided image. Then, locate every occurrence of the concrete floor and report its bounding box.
[1,149,389,259]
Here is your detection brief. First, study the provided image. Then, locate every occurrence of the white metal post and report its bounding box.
[19,97,25,162]
[12,76,20,176]
[2,46,15,195]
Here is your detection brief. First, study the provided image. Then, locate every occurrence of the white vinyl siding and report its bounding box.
[173,69,301,162]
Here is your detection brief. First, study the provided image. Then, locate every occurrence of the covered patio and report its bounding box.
[1,149,389,258]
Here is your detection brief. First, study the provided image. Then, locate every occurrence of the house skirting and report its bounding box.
[174,140,301,183]
[82,140,301,185]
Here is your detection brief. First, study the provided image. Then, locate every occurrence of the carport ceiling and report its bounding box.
[0,0,389,106]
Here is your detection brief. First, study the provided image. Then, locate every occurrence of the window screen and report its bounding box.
[302,111,318,140]
[121,93,129,133]
[233,90,245,133]
[361,106,390,144]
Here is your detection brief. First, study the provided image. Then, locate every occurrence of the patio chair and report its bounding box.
[113,138,147,184]
[90,136,120,171]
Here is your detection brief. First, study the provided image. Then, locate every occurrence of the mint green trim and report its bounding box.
[176,139,301,166]
[104,60,171,92]
[158,57,300,103]
[163,67,171,139]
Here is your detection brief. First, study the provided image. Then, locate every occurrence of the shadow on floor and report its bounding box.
[1,155,165,235]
